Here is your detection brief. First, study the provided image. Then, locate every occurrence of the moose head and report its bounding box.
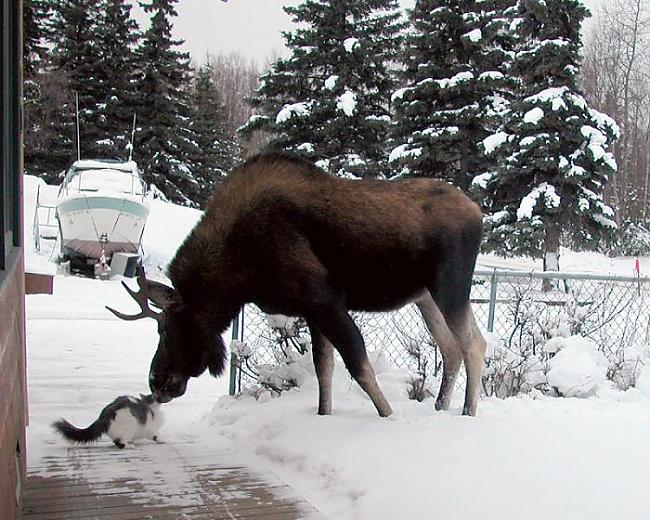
[106,266,226,403]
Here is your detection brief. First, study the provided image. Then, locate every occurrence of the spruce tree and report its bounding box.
[94,0,141,158]
[241,0,405,178]
[23,0,50,79]
[135,0,201,206]
[390,0,516,190]
[23,0,54,177]
[49,0,105,161]
[478,0,619,269]
[188,62,241,208]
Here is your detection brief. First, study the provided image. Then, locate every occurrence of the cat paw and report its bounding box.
[152,435,164,443]
[114,440,126,449]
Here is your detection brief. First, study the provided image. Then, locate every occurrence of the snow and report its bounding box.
[589,107,621,140]
[60,168,146,197]
[23,175,650,520]
[391,87,408,103]
[517,182,561,220]
[297,142,315,153]
[482,131,509,154]
[336,90,357,116]
[435,71,474,89]
[523,106,544,125]
[276,101,313,124]
[207,363,650,520]
[388,144,423,163]
[73,159,138,173]
[545,336,609,397]
[343,37,360,52]
[324,75,339,90]
[463,28,482,42]
[478,71,504,81]
[471,172,493,189]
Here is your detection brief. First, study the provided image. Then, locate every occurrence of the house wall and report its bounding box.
[0,253,26,520]
[1,0,27,518]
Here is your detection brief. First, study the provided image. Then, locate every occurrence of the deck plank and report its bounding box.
[23,439,323,520]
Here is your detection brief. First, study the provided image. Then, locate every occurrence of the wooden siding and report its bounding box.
[25,272,54,295]
[0,252,27,520]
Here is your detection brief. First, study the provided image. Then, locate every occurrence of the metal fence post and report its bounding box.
[487,268,498,333]
[228,309,241,396]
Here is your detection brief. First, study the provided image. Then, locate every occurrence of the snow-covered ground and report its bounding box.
[24,175,650,519]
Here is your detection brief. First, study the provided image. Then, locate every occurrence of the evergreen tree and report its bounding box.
[135,0,201,206]
[390,0,516,190]
[23,0,50,79]
[49,0,105,161]
[478,0,619,269]
[241,0,405,178]
[23,0,55,177]
[93,0,141,158]
[188,62,241,208]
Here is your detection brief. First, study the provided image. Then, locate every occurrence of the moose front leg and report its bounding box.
[307,322,334,415]
[309,306,393,418]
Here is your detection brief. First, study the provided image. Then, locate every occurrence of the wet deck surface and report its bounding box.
[23,438,323,520]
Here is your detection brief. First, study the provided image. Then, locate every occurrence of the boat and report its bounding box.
[55,159,150,276]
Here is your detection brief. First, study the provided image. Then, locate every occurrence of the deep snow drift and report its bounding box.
[24,174,650,520]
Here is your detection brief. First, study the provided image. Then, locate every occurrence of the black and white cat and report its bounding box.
[52,394,164,449]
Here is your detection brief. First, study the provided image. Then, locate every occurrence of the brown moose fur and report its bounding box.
[132,153,486,416]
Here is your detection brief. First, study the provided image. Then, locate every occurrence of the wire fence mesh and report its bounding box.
[228,269,650,396]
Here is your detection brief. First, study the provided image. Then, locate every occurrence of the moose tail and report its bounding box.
[52,417,108,444]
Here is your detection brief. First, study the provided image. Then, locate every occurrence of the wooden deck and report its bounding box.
[22,438,323,519]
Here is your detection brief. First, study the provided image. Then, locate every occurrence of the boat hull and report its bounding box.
[57,195,149,261]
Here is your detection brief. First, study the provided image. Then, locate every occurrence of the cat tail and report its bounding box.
[52,417,109,444]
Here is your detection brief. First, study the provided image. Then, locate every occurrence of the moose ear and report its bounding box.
[145,280,178,310]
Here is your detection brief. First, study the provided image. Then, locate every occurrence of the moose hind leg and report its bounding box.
[307,321,334,415]
[456,308,487,416]
[309,307,393,417]
[416,293,462,411]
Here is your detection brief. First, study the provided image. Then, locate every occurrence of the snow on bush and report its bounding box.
[545,336,609,397]
[233,314,313,400]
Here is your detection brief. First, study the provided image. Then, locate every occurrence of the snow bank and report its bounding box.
[141,198,202,276]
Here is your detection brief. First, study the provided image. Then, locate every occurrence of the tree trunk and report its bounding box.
[543,221,560,292]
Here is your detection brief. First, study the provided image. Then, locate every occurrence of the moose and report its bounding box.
[107,153,487,417]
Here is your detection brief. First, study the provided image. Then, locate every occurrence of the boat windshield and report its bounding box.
[59,160,147,198]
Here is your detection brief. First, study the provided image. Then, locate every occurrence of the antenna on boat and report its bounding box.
[75,92,81,161]
[128,114,137,162]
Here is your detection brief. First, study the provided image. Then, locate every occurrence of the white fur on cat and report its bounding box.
[107,403,164,447]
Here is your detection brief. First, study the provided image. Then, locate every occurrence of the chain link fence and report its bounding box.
[228,269,650,396]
